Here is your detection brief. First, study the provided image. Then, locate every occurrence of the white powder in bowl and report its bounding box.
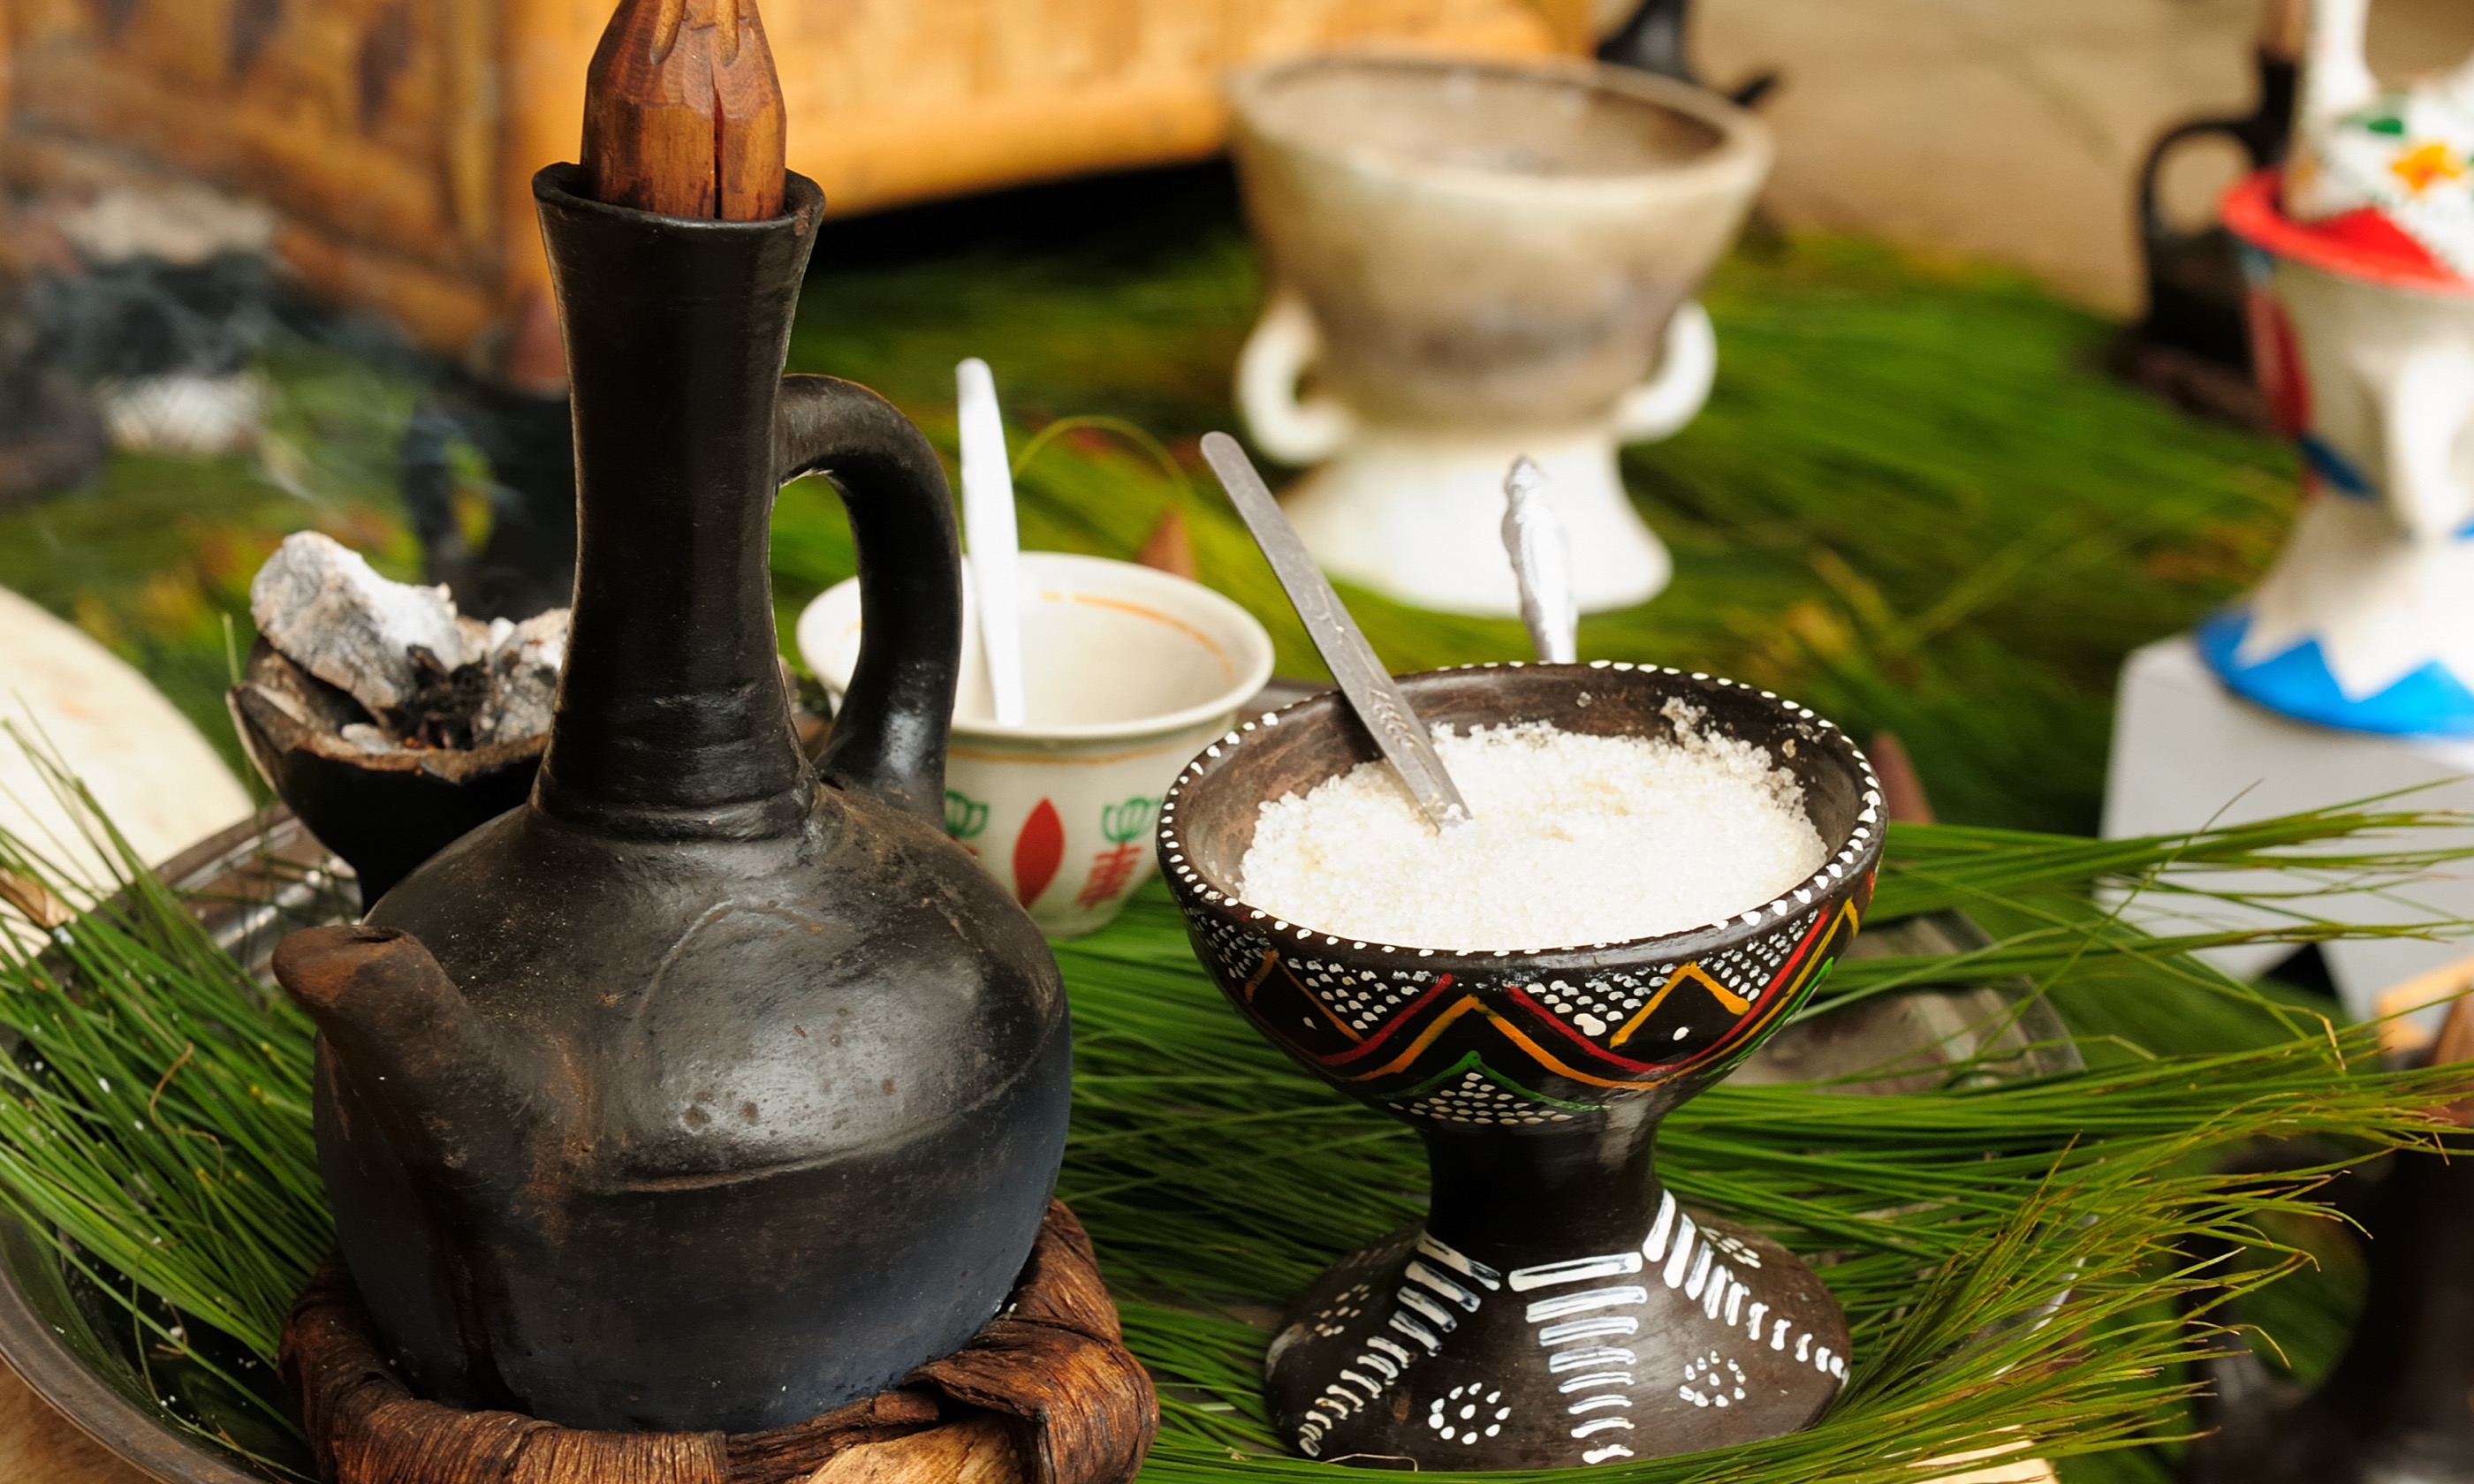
[1234,714,1826,950]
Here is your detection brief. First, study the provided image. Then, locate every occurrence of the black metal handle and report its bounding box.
[2135,51,2296,246]
[2137,118,2258,246]
[774,374,962,826]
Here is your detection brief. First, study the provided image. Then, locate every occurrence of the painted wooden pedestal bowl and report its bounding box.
[1155,662,1883,1469]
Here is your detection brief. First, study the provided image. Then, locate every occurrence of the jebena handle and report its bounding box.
[775,375,965,826]
[1236,289,1719,458]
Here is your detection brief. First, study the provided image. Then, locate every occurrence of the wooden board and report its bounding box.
[4,0,499,340]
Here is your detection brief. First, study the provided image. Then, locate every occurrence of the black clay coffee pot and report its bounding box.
[269,164,1071,1433]
[2124,0,2300,413]
[1596,0,1780,109]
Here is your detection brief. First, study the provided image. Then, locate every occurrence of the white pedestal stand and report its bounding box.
[1279,425,1672,617]
[2101,634,2474,1028]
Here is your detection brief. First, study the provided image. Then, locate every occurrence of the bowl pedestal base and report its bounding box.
[1265,1131,1848,1471]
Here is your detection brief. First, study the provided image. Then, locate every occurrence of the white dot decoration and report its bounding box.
[1392,1069,1575,1125]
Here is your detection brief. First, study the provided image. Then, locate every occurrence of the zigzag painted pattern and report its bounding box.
[1199,896,1863,1124]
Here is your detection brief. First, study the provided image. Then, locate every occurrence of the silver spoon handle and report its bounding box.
[1200,432,1471,829]
[1500,456,1577,664]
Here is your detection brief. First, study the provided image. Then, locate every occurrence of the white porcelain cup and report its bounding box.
[798,552,1276,936]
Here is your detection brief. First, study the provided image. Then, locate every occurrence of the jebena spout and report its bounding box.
[272,925,544,1186]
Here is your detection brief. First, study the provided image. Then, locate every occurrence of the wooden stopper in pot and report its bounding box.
[581,0,786,221]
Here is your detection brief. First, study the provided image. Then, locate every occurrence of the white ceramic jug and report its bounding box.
[1226,55,1771,617]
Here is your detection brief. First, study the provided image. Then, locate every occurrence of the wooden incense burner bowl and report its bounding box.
[228,640,545,907]
[1155,662,1883,1469]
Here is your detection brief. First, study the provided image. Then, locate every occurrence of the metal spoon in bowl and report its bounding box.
[1499,456,1577,664]
[1199,431,1471,830]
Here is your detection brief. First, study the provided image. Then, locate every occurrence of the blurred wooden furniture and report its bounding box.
[0,0,1589,354]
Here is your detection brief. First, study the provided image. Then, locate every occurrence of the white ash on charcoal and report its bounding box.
[248,531,566,752]
[251,532,464,712]
[474,610,565,744]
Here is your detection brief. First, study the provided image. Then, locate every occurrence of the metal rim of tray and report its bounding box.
[0,1223,274,1484]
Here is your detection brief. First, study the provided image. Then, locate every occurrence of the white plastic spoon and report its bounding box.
[955,358,1026,726]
